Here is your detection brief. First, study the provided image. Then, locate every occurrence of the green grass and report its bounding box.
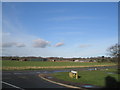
[2,60,116,70]
[2,60,116,67]
[52,68,119,87]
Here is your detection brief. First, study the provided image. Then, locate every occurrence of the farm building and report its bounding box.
[19,58,28,61]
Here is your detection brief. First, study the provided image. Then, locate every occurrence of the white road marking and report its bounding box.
[2,81,24,90]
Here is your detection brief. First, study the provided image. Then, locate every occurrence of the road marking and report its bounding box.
[2,81,24,90]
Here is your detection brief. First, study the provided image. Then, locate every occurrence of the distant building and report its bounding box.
[19,58,28,61]
[79,60,84,62]
[74,60,79,62]
[79,60,90,62]
[52,60,56,62]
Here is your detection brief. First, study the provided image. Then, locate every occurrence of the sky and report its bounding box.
[2,2,118,58]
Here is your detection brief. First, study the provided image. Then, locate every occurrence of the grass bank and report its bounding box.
[52,68,119,87]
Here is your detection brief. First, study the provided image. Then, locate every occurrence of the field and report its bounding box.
[52,68,119,87]
[2,60,116,70]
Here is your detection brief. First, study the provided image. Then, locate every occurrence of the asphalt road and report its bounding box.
[2,70,67,89]
[2,66,117,89]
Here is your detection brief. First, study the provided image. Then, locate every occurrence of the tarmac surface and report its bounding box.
[2,66,117,89]
[2,71,67,89]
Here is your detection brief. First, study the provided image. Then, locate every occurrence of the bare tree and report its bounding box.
[107,44,120,74]
[107,43,120,58]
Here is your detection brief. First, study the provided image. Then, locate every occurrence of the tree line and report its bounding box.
[1,43,119,63]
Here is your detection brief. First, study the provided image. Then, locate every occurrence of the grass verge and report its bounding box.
[51,68,119,87]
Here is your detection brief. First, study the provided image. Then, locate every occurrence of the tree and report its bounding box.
[107,44,120,74]
[106,43,120,63]
[107,43,120,58]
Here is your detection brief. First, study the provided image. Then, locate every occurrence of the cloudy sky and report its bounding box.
[2,2,118,58]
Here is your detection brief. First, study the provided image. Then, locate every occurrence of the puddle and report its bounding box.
[107,72,116,74]
[82,85,95,88]
[53,70,68,73]
[87,68,97,71]
[47,76,53,79]
[14,73,22,75]
[36,72,41,74]
[43,71,49,73]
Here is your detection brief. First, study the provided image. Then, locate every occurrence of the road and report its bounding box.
[2,70,67,89]
[2,66,117,89]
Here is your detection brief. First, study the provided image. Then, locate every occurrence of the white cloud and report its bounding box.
[15,43,26,47]
[33,38,50,48]
[2,42,26,48]
[55,42,64,47]
[2,42,16,47]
